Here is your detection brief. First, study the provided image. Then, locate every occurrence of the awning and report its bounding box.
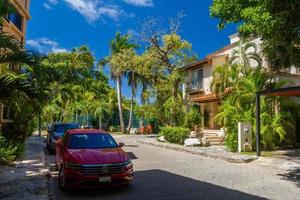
[259,86,300,97]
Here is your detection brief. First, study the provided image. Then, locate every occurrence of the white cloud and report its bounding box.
[44,0,131,23]
[27,38,67,54]
[48,0,58,4]
[122,0,154,7]
[43,3,52,10]
[44,0,58,9]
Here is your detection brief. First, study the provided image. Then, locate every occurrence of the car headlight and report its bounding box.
[124,160,132,168]
[65,162,81,169]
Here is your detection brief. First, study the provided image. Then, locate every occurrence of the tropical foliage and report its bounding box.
[101,15,197,132]
[184,104,202,129]
[159,126,190,144]
[211,41,295,151]
[100,32,138,133]
[40,46,112,127]
[210,0,300,68]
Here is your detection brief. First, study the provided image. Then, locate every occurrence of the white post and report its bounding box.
[238,122,252,153]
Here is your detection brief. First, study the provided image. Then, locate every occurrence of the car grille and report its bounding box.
[67,161,131,175]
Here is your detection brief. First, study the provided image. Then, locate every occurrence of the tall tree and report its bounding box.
[102,32,137,133]
[210,0,300,68]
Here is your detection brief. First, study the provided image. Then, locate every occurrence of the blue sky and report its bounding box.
[26,0,236,99]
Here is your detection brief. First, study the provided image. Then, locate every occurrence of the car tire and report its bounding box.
[48,148,55,155]
[58,166,66,190]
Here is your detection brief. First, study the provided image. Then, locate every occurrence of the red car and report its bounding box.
[55,129,133,189]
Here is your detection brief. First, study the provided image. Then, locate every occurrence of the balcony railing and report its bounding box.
[185,80,203,92]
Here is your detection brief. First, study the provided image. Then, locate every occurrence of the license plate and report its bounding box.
[99,176,111,183]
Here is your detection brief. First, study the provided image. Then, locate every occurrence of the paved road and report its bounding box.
[45,135,300,200]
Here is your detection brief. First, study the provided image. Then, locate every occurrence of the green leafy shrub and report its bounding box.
[184,104,201,129]
[0,136,25,165]
[159,127,190,144]
[225,130,238,152]
[26,119,38,137]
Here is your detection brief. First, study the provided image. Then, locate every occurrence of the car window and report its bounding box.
[68,134,118,149]
[53,124,79,132]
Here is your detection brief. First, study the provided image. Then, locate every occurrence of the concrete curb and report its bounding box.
[38,134,56,200]
[137,140,258,163]
[35,133,51,199]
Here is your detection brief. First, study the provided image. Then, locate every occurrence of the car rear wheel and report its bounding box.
[58,166,66,190]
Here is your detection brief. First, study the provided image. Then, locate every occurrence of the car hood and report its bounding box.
[66,148,129,165]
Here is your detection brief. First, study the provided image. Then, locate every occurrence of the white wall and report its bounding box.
[203,65,212,95]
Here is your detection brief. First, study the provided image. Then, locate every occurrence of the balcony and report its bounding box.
[185,80,203,93]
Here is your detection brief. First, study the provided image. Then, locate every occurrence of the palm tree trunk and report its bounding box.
[99,110,102,130]
[116,76,125,133]
[75,111,78,123]
[99,116,102,130]
[127,74,135,134]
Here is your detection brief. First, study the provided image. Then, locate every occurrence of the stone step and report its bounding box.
[206,137,223,141]
[203,134,219,138]
[209,141,223,146]
[202,129,222,134]
[206,138,222,142]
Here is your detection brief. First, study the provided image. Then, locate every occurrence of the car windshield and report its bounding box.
[68,134,118,149]
[53,124,79,132]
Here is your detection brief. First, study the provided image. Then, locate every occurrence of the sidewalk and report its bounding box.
[0,132,48,200]
[136,136,258,163]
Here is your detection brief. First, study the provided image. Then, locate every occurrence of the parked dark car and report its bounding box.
[47,123,79,154]
[55,129,133,189]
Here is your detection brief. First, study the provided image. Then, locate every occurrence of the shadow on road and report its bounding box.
[55,169,267,200]
[278,167,300,188]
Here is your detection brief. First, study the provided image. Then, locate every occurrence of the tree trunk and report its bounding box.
[116,76,125,133]
[98,109,102,130]
[127,74,135,134]
[99,116,102,130]
[75,111,78,123]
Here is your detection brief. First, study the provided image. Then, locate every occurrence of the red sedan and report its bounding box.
[55,129,133,189]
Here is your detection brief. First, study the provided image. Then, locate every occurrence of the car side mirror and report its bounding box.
[119,142,125,147]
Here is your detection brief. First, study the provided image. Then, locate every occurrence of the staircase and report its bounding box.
[202,129,224,146]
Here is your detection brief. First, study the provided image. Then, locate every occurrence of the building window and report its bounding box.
[8,11,23,31]
[191,68,203,87]
[186,68,203,91]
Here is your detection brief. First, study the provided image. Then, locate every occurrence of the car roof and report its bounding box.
[66,129,109,135]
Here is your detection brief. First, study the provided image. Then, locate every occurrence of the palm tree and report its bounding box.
[100,32,137,133]
[230,40,262,74]
[91,99,111,130]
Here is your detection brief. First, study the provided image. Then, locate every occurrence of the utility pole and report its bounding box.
[255,94,261,156]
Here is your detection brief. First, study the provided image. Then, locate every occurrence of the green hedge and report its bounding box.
[109,126,121,132]
[159,127,190,144]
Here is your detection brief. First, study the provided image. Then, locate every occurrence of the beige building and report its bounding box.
[182,34,300,131]
[1,0,31,43]
[0,0,31,124]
